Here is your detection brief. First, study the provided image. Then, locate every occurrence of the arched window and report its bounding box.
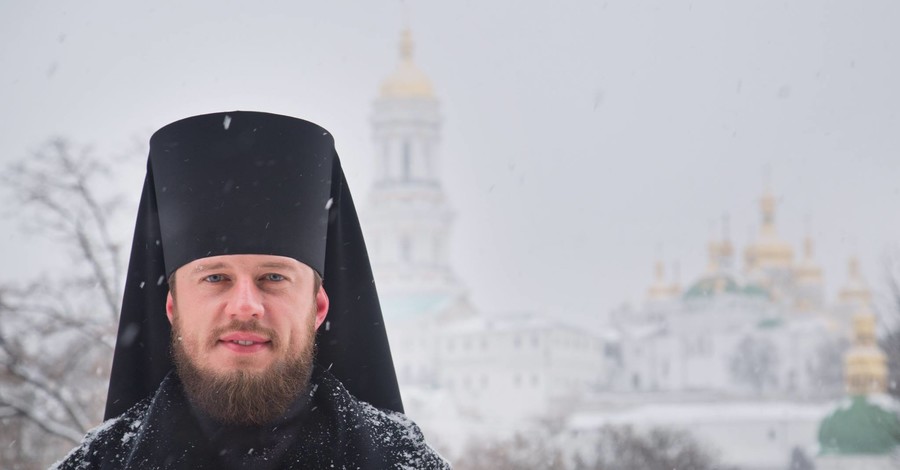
[402,140,411,181]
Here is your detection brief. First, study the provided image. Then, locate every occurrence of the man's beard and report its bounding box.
[170,314,316,427]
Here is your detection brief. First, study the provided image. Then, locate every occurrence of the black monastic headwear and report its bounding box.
[104,111,402,419]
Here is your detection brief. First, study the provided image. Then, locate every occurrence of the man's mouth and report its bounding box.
[218,333,272,352]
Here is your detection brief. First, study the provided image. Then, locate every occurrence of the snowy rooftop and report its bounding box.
[442,311,597,336]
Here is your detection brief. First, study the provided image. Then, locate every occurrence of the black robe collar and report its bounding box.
[59,368,449,469]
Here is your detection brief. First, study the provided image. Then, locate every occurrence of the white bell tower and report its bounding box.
[366,29,462,299]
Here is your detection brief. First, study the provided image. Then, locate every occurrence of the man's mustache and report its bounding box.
[207,319,278,346]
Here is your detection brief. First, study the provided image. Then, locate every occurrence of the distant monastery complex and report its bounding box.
[365,29,899,469]
[611,188,867,400]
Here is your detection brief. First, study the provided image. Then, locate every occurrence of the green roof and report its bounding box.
[756,317,783,329]
[742,283,771,299]
[683,275,740,299]
[682,275,772,301]
[818,395,900,456]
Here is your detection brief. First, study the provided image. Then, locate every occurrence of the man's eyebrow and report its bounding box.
[192,262,227,272]
[257,262,300,271]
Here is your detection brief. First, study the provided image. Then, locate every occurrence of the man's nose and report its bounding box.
[225,278,264,319]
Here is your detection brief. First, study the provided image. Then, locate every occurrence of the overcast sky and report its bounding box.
[3,0,900,322]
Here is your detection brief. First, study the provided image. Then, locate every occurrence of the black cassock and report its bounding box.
[54,366,449,470]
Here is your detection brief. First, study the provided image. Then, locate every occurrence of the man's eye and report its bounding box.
[204,274,225,283]
[264,273,285,282]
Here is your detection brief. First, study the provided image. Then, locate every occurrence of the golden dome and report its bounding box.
[793,237,823,285]
[845,349,888,395]
[706,240,733,273]
[719,239,734,258]
[705,216,734,274]
[744,189,794,270]
[844,305,888,395]
[839,257,872,305]
[379,29,435,99]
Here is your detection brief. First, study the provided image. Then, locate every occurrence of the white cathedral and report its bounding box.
[587,191,898,469]
[609,189,870,400]
[363,29,898,468]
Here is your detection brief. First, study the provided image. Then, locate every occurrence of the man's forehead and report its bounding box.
[180,254,311,273]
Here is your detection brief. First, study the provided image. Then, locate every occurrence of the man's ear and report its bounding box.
[314,287,330,330]
[165,291,175,325]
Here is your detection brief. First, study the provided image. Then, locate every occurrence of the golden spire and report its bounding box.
[760,189,776,235]
[400,29,414,60]
[706,241,721,274]
[379,29,435,98]
[669,261,682,297]
[744,182,794,271]
[794,236,823,284]
[720,214,734,259]
[839,256,872,305]
[705,218,733,274]
[647,259,674,301]
[792,235,825,312]
[844,304,888,395]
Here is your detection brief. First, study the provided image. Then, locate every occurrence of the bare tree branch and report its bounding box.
[1,354,93,432]
[0,396,84,444]
[0,136,136,467]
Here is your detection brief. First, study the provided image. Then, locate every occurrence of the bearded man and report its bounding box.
[54,111,449,469]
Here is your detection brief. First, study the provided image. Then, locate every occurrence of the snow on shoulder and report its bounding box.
[357,399,451,469]
[49,414,125,470]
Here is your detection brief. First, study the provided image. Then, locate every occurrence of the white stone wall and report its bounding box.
[436,318,607,419]
[611,292,839,399]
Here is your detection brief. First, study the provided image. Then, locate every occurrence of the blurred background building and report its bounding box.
[366,28,900,470]
[367,29,607,440]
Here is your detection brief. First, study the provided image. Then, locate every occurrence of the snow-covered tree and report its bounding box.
[807,335,850,399]
[880,253,900,400]
[454,431,565,470]
[584,425,723,470]
[788,446,815,470]
[0,138,132,469]
[453,424,723,470]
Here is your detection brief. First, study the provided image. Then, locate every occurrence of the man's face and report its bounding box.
[166,254,329,424]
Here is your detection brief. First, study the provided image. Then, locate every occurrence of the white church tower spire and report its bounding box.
[367,29,461,299]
